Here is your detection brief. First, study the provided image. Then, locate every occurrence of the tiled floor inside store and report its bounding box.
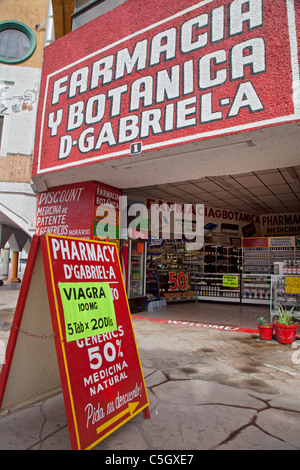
[133,300,271,330]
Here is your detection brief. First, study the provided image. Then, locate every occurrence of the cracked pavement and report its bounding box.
[0,314,300,450]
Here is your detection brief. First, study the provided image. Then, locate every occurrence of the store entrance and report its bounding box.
[138,236,299,330]
[140,235,273,330]
[124,165,300,327]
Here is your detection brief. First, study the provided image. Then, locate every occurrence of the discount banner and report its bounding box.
[42,234,149,450]
[223,275,239,288]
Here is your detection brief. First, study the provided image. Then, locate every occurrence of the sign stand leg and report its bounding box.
[143,406,150,419]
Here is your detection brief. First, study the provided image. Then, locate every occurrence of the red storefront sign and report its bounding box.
[93,182,121,242]
[32,0,300,177]
[241,237,268,248]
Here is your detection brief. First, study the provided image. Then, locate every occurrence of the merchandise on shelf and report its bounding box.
[241,274,271,304]
[193,273,240,302]
[146,240,242,302]
[270,275,300,322]
[282,259,300,275]
[241,236,300,305]
[242,236,300,275]
[145,236,300,305]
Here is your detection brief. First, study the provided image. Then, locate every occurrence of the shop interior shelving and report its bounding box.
[270,275,300,322]
[242,244,300,274]
[191,273,241,302]
[242,239,300,304]
[242,247,269,273]
[146,241,198,301]
[241,274,271,305]
[146,241,242,302]
[146,237,300,304]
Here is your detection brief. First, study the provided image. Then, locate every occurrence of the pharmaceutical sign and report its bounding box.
[32,0,300,176]
[0,235,149,450]
[35,180,121,241]
[44,235,149,449]
[58,282,117,342]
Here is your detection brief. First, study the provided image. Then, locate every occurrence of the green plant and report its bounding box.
[257,316,271,326]
[275,303,298,325]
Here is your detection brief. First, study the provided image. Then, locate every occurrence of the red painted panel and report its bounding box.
[35,181,122,241]
[32,0,300,177]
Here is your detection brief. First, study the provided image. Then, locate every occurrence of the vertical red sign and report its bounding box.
[42,234,149,450]
[93,181,122,241]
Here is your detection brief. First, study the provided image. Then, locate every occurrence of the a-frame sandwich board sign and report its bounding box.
[0,234,149,450]
[0,236,61,416]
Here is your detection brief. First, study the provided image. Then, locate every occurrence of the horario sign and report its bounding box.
[32,0,300,176]
[0,235,149,450]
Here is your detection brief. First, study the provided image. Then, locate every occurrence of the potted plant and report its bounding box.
[273,304,299,344]
[257,316,273,340]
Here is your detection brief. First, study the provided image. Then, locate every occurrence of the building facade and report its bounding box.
[29,0,300,312]
[33,0,300,195]
[0,0,49,281]
[3,0,300,302]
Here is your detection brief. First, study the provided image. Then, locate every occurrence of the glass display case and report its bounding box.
[120,239,147,312]
[270,275,300,322]
[128,239,147,299]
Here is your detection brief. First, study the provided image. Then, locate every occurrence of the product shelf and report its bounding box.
[270,275,300,322]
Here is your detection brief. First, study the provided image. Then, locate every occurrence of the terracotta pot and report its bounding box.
[273,321,298,344]
[257,324,273,340]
